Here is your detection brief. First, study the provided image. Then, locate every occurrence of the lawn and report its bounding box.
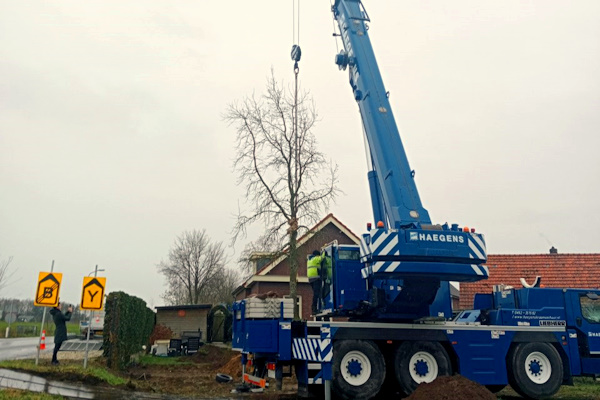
[495,378,600,399]
[0,389,61,400]
[0,321,79,338]
[0,359,127,387]
[0,345,245,399]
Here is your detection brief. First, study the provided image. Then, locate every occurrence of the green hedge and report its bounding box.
[102,291,155,369]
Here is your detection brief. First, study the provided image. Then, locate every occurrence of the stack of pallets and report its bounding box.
[243,297,294,319]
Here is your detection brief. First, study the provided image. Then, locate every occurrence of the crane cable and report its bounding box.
[292,0,300,47]
[291,0,302,204]
[291,0,301,71]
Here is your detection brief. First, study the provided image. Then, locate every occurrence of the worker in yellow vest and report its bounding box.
[307,250,322,315]
[321,252,333,299]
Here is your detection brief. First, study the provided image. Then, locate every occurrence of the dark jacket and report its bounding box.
[49,307,72,344]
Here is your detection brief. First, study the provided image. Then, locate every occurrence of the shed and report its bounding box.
[155,304,211,340]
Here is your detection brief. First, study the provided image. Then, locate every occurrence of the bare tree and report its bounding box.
[200,268,242,305]
[158,230,228,305]
[0,255,14,295]
[225,71,339,319]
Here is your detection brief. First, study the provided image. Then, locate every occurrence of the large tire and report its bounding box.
[507,342,563,399]
[332,340,386,400]
[394,341,452,395]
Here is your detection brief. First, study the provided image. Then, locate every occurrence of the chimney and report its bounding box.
[549,246,558,254]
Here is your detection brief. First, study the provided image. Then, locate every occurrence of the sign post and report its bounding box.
[35,261,63,365]
[81,265,106,368]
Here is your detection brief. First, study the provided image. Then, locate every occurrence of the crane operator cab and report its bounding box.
[317,244,366,316]
[316,243,455,322]
[317,242,452,321]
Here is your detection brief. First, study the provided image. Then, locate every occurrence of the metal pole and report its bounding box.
[5,300,14,338]
[324,380,331,400]
[83,265,98,369]
[36,260,54,366]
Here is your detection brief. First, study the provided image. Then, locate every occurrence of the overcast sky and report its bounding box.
[1,1,599,307]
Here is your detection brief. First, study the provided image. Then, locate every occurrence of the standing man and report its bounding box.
[49,301,72,365]
[307,250,322,316]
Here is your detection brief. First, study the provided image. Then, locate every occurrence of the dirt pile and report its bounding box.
[405,375,496,400]
[219,353,242,377]
[189,345,237,369]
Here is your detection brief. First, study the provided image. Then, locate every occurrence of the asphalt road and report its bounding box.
[0,337,55,361]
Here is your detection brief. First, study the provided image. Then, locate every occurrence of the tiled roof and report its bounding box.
[233,213,360,295]
[459,253,600,310]
[255,213,360,276]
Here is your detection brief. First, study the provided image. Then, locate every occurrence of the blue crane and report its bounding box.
[331,0,488,296]
[231,3,600,399]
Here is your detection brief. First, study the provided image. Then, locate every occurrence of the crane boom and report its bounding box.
[332,0,488,287]
[332,0,430,229]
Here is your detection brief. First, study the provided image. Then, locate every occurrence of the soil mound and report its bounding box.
[189,345,237,369]
[219,354,242,377]
[405,375,496,400]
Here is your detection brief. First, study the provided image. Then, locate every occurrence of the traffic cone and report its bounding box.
[40,330,46,350]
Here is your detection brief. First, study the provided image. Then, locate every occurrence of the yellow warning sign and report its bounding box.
[34,272,63,307]
[80,277,106,310]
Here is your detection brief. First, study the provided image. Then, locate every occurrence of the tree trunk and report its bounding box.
[288,229,299,320]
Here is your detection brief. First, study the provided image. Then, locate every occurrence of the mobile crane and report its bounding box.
[232,1,600,399]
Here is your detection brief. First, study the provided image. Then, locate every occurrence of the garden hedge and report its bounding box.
[103,291,155,369]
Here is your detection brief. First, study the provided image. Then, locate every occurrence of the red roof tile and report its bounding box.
[459,253,600,310]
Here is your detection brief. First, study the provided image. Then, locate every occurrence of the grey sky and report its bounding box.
[1,1,599,306]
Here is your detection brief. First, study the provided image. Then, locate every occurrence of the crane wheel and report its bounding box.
[332,340,386,400]
[507,342,563,399]
[394,341,452,395]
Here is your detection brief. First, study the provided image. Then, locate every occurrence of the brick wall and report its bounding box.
[269,223,357,277]
[235,220,359,320]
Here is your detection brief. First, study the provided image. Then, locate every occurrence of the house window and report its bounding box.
[249,252,275,273]
[255,258,271,271]
[284,295,302,317]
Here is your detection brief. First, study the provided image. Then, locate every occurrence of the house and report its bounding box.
[155,304,212,340]
[459,250,600,310]
[233,214,361,319]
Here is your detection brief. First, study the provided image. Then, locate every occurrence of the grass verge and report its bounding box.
[0,322,79,338]
[0,359,127,386]
[0,389,62,400]
[498,377,600,399]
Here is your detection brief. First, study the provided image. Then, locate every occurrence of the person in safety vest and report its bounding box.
[321,252,333,299]
[307,250,322,315]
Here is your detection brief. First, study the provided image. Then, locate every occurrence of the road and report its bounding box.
[0,337,55,361]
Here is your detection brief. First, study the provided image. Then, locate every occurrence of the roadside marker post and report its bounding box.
[35,261,62,365]
[80,276,106,311]
[82,265,106,369]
